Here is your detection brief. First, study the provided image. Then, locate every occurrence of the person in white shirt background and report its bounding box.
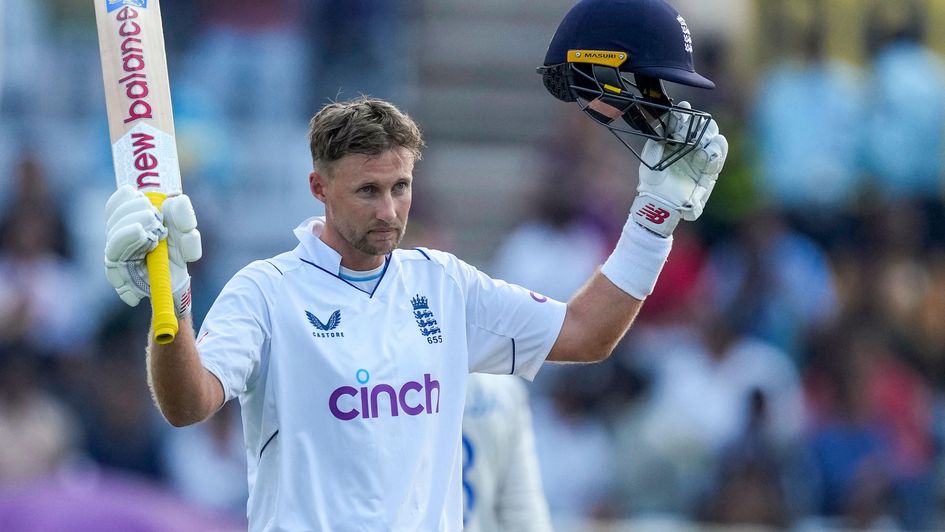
[101,0,728,529]
[461,373,552,532]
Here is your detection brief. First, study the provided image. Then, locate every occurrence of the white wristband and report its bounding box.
[600,215,673,300]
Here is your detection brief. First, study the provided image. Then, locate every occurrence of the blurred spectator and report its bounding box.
[531,368,617,525]
[805,321,936,529]
[832,197,944,381]
[614,309,804,516]
[79,349,164,479]
[178,0,311,124]
[490,174,608,303]
[536,110,637,240]
[0,156,85,354]
[861,1,945,200]
[700,390,789,527]
[162,401,247,519]
[0,154,70,258]
[751,18,864,220]
[461,374,552,532]
[703,210,837,362]
[0,343,80,483]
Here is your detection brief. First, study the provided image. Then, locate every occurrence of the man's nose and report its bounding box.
[376,193,397,222]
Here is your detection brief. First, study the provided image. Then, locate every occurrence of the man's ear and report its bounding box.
[310,170,328,202]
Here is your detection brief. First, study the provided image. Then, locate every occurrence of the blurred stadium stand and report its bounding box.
[3,0,945,530]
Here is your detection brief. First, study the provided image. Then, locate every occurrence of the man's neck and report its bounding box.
[318,226,385,271]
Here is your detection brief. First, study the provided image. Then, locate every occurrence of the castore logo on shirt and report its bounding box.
[306,310,344,338]
[328,369,441,421]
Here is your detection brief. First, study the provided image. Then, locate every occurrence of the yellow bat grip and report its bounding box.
[144,192,178,344]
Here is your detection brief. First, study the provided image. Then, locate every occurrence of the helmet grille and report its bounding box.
[538,64,576,103]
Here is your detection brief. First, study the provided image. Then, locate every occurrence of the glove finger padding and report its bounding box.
[106,194,159,232]
[171,230,202,265]
[105,222,155,263]
[162,195,202,264]
[162,195,198,233]
[682,175,717,221]
[701,134,728,175]
[639,140,669,186]
[105,185,144,220]
[104,186,166,262]
[666,101,692,142]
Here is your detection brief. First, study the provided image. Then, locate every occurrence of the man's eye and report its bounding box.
[394,182,409,191]
[359,186,375,194]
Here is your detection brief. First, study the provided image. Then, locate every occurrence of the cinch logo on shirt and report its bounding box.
[328,369,441,421]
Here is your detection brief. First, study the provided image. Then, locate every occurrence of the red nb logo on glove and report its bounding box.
[637,204,671,225]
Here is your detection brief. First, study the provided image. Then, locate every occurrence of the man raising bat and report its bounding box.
[102,0,727,529]
[94,0,200,342]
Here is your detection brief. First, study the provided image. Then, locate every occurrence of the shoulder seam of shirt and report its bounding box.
[414,247,431,260]
[269,250,304,274]
[418,250,465,295]
[264,260,284,276]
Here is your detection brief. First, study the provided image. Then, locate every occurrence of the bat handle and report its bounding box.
[144,192,178,344]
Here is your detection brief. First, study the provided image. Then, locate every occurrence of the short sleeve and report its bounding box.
[196,263,272,403]
[453,258,566,380]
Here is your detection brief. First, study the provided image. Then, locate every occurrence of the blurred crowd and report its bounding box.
[2,0,945,530]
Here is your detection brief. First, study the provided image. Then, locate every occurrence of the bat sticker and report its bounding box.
[107,0,148,13]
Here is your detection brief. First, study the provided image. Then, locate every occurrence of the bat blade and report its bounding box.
[94,0,181,344]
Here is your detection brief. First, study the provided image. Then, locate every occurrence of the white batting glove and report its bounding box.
[632,101,728,238]
[104,185,202,317]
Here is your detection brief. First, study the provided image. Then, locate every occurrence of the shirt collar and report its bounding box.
[293,216,343,272]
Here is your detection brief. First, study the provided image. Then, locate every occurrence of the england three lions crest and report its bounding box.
[411,295,444,344]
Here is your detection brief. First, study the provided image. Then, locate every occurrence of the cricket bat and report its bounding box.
[94,0,181,344]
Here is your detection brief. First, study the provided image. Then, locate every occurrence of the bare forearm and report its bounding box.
[147,317,223,426]
[547,270,643,363]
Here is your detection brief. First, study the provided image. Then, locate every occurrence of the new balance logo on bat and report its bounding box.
[637,203,671,225]
[307,310,344,338]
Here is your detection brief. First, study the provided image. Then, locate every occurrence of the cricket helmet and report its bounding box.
[539,0,715,170]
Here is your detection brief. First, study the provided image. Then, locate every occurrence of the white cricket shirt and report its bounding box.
[461,374,553,532]
[197,217,567,532]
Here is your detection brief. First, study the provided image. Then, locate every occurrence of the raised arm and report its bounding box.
[147,317,224,426]
[548,108,727,363]
[105,186,222,426]
[547,269,644,363]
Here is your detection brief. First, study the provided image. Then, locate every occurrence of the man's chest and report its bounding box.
[263,273,468,415]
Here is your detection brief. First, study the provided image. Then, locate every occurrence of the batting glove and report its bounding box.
[104,185,202,317]
[632,101,728,238]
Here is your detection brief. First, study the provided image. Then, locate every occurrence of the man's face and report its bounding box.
[310,148,414,268]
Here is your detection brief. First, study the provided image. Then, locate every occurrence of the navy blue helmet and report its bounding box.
[539,0,715,170]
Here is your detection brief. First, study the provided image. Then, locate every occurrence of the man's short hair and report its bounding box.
[308,97,424,176]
